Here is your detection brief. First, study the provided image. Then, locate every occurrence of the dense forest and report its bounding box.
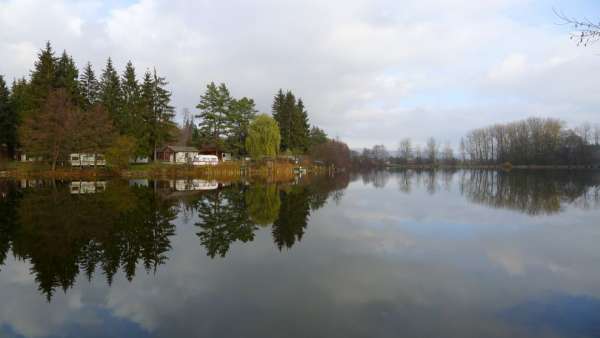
[0,42,352,170]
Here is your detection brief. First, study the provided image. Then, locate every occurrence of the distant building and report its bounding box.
[157,146,199,164]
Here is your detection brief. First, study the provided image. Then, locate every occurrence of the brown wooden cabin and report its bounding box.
[156,146,199,164]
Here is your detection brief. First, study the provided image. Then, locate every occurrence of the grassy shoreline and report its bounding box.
[0,161,327,180]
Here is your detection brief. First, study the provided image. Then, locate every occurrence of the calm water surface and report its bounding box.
[1,170,600,338]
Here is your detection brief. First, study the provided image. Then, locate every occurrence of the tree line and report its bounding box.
[461,117,599,165]
[0,42,353,169]
[0,42,176,169]
[351,117,599,167]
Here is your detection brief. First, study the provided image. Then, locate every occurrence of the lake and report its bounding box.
[1,170,599,338]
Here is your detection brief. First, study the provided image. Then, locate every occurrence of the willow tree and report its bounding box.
[245,114,280,159]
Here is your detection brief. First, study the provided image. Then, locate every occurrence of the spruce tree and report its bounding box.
[141,69,176,160]
[291,98,310,152]
[80,62,100,109]
[99,58,124,132]
[55,50,80,104]
[195,82,233,149]
[228,97,257,156]
[121,61,141,135]
[272,89,287,149]
[271,90,311,153]
[29,41,58,111]
[0,75,18,156]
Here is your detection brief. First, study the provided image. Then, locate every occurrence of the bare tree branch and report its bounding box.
[554,8,600,47]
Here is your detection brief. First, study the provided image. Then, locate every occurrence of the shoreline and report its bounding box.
[384,164,600,170]
[0,161,327,180]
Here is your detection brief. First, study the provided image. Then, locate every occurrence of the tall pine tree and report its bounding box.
[99,58,124,132]
[271,89,310,153]
[29,41,58,112]
[195,82,233,150]
[291,98,310,153]
[227,97,257,156]
[0,75,18,157]
[121,61,141,136]
[55,50,80,105]
[80,62,100,110]
[141,69,176,160]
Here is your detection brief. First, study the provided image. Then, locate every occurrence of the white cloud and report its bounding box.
[0,0,598,149]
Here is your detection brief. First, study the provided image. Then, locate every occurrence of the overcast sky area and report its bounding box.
[1,0,599,149]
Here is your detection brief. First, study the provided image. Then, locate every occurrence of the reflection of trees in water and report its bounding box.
[246,184,281,226]
[461,170,600,215]
[0,181,21,270]
[0,181,176,301]
[194,185,258,258]
[395,169,459,194]
[193,174,350,257]
[392,169,600,215]
[360,170,391,189]
[272,186,311,250]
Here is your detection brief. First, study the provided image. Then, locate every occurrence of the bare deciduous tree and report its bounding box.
[426,137,438,164]
[398,138,412,163]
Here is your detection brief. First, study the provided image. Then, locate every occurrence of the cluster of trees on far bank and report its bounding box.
[187,83,351,166]
[461,118,600,165]
[0,42,176,169]
[0,42,353,170]
[352,117,599,167]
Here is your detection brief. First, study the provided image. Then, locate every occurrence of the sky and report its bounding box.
[1,0,599,149]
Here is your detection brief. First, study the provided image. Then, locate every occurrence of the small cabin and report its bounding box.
[157,146,199,164]
[70,153,106,166]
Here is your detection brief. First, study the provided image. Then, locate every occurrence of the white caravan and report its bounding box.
[70,153,106,166]
[192,155,219,166]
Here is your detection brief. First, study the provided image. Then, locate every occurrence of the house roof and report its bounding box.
[162,146,199,153]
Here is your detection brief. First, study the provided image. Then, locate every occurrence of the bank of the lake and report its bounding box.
[384,163,600,170]
[0,161,329,180]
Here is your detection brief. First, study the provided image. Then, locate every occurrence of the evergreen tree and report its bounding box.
[141,69,176,160]
[227,97,257,157]
[80,62,100,109]
[29,41,58,111]
[272,89,291,151]
[0,76,18,156]
[291,98,310,153]
[195,82,233,149]
[308,126,328,149]
[55,50,80,104]
[271,89,310,153]
[121,61,141,135]
[99,58,124,132]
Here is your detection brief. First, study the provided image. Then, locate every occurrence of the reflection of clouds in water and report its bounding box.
[1,172,600,337]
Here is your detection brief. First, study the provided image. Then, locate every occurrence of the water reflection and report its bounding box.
[359,169,600,215]
[0,171,600,337]
[0,180,176,300]
[0,175,351,299]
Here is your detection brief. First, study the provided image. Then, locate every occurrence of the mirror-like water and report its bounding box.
[0,170,599,338]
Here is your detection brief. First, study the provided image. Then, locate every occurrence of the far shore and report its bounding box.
[383,164,600,170]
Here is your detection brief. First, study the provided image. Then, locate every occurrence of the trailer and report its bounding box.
[192,155,219,166]
[70,153,106,167]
